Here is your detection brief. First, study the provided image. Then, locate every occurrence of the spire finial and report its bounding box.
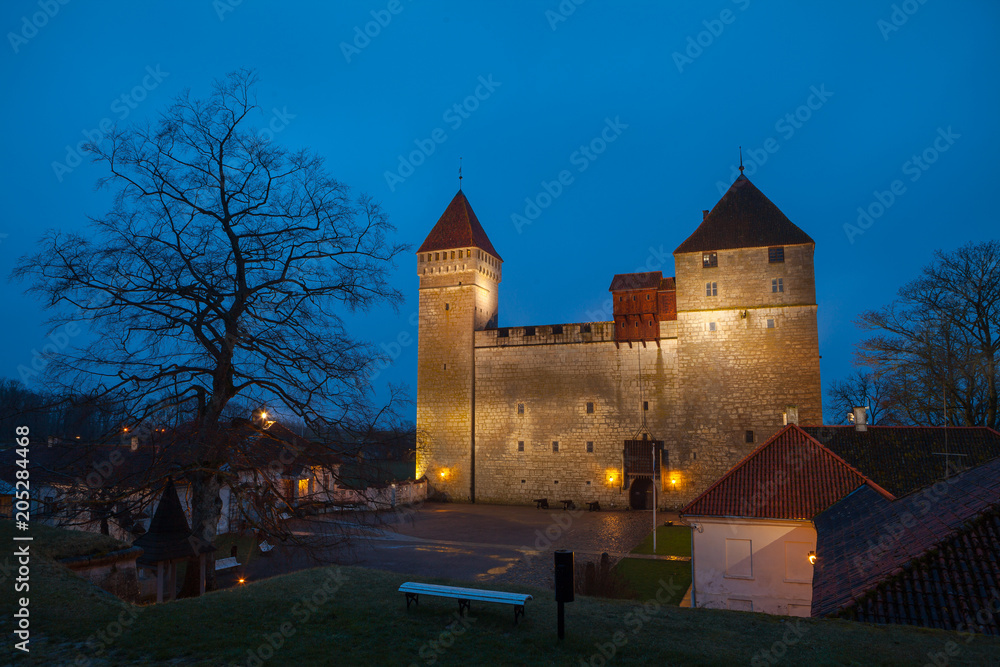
[458,157,463,191]
[739,146,744,174]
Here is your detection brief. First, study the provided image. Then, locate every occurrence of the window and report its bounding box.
[586,402,594,414]
[745,430,754,444]
[619,295,623,301]
[552,325,563,335]
[552,441,559,453]
[703,252,718,268]
[445,303,450,310]
[634,321,639,328]
[725,539,753,579]
[646,294,651,301]
[517,403,524,414]
[766,318,775,329]
[706,282,717,296]
[451,251,455,259]
[769,246,784,263]
[643,401,649,411]
[517,440,524,452]
[772,278,784,293]
[709,322,717,331]
[524,326,536,336]
[632,295,636,301]
[586,441,594,453]
[498,328,509,338]
[298,478,309,497]
[581,323,592,333]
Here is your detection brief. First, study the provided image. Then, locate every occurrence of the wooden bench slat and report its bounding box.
[399,583,531,604]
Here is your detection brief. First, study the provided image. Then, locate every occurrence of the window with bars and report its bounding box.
[703,252,718,268]
[768,247,784,263]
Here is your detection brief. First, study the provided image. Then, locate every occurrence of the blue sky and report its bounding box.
[2,1,998,424]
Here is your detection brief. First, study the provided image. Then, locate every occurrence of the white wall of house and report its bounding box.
[688,517,816,616]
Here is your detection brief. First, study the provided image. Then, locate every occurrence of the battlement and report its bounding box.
[474,320,678,348]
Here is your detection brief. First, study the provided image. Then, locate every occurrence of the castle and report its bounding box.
[415,172,822,509]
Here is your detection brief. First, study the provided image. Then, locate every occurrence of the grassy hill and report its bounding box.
[4,521,1000,666]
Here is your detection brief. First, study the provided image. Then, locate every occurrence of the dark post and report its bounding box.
[554,550,574,640]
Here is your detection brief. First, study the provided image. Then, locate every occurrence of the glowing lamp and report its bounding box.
[238,576,246,584]
[260,411,268,420]
[808,551,818,565]
[440,471,446,478]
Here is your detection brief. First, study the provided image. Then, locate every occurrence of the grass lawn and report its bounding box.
[612,523,693,603]
[630,523,692,557]
[7,520,1000,666]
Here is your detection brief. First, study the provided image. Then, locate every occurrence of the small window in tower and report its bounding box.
[706,282,718,297]
[634,321,639,328]
[552,325,563,335]
[586,402,594,414]
[445,303,450,310]
[646,294,651,300]
[451,251,455,259]
[586,441,594,453]
[772,278,784,293]
[582,323,592,333]
[518,440,524,452]
[703,252,718,268]
[619,296,623,302]
[517,403,524,414]
[709,322,717,331]
[552,441,559,453]
[769,247,785,263]
[745,430,754,444]
[632,295,637,301]
[498,328,509,338]
[766,318,776,328]
[643,401,649,411]
[524,326,536,336]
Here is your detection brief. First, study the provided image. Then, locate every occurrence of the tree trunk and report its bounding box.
[180,468,222,596]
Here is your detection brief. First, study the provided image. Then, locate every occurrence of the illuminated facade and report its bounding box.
[416,174,822,509]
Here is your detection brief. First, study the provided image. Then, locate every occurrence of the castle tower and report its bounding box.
[415,190,501,501]
[673,173,822,485]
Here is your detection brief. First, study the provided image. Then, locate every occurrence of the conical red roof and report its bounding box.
[674,174,813,254]
[417,190,501,259]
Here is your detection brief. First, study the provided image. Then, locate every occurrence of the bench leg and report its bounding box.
[457,599,471,616]
[405,592,418,610]
[514,605,525,625]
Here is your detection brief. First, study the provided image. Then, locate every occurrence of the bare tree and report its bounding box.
[13,69,407,589]
[854,241,1000,428]
[825,369,897,425]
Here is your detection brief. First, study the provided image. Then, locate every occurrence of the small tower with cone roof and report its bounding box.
[415,190,501,501]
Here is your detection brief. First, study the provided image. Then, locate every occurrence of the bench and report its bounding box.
[214,556,240,571]
[399,582,532,625]
[559,499,576,510]
[533,498,549,509]
[587,501,601,512]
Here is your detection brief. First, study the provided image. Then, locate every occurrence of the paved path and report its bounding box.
[229,502,684,590]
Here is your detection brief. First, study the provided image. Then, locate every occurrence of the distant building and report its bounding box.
[415,172,822,507]
[680,416,1000,632]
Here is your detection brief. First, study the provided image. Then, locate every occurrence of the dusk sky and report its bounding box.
[2,1,998,424]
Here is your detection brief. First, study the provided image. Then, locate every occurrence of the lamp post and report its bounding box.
[652,443,657,555]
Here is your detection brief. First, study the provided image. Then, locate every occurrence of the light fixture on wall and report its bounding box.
[808,551,818,565]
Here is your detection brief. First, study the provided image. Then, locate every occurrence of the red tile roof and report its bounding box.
[674,175,814,254]
[417,190,501,259]
[812,456,1000,634]
[608,271,662,291]
[681,425,894,520]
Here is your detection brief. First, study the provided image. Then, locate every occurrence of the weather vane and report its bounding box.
[739,146,744,174]
[459,157,463,190]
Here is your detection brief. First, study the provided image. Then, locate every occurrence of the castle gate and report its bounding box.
[623,439,664,510]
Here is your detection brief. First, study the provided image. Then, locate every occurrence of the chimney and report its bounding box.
[853,406,868,432]
[702,210,709,220]
[783,405,799,425]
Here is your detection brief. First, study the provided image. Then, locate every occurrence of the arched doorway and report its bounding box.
[629,477,653,510]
